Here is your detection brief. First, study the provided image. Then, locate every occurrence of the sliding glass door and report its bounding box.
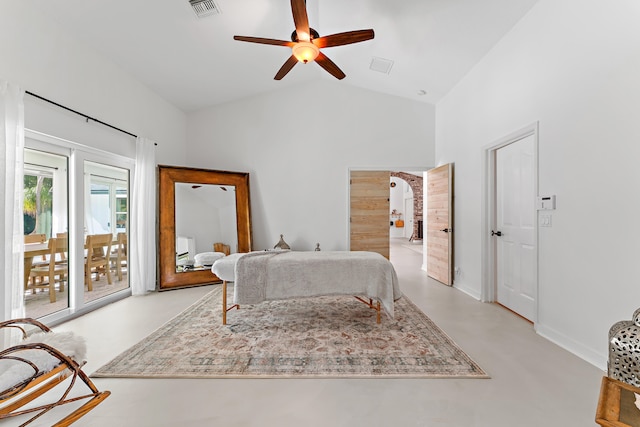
[23,147,69,318]
[23,133,133,322]
[84,160,130,304]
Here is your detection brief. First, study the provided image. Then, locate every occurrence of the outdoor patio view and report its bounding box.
[23,149,130,319]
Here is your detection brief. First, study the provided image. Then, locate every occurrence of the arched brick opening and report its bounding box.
[390,171,423,241]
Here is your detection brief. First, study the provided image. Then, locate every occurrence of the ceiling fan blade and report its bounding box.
[291,0,311,42]
[313,29,375,48]
[275,55,299,80]
[234,35,294,47]
[315,52,346,80]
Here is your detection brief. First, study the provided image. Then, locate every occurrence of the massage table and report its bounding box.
[211,251,401,325]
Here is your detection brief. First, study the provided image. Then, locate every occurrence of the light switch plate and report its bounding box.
[539,213,552,227]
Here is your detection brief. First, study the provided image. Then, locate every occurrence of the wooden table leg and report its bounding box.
[222,281,227,325]
[221,281,239,325]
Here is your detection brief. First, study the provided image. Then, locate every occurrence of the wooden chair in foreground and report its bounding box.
[0,318,110,426]
[28,237,68,303]
[85,233,113,291]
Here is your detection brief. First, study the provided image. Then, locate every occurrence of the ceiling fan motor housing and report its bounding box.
[291,28,320,42]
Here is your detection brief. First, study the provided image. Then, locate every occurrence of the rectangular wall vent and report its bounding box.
[189,0,221,18]
[369,57,394,75]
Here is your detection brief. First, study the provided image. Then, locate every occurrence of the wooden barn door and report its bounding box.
[426,164,454,285]
[350,170,390,259]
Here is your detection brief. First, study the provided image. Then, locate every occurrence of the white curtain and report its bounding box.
[0,79,25,327]
[130,137,156,295]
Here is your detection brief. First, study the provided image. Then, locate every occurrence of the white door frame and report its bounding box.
[481,122,539,324]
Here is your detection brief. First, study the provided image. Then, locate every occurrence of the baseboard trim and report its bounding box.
[535,323,607,371]
[453,283,481,301]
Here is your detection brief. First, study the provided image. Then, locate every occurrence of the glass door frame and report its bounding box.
[25,130,135,325]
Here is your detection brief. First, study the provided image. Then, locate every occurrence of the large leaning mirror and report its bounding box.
[158,165,252,290]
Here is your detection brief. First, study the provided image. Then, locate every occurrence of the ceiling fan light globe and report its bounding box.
[292,42,319,63]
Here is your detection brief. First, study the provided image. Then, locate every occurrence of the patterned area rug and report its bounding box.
[93,286,488,378]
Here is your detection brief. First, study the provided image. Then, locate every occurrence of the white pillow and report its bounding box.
[194,252,225,267]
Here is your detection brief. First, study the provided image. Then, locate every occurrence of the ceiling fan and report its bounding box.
[233,0,374,80]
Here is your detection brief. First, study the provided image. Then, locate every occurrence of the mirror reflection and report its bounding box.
[175,182,238,272]
[158,165,252,290]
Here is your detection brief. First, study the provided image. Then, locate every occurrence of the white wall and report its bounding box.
[390,177,415,239]
[390,177,405,238]
[187,80,435,251]
[0,3,188,320]
[0,2,187,163]
[435,0,640,368]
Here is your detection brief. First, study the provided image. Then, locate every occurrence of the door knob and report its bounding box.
[440,228,452,233]
[491,230,503,237]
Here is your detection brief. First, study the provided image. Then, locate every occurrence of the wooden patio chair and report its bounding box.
[24,234,46,245]
[24,234,47,290]
[109,232,127,282]
[28,237,68,303]
[0,318,110,426]
[56,232,68,262]
[213,242,231,256]
[85,233,113,291]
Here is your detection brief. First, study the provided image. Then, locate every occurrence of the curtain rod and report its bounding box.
[24,161,59,171]
[90,173,128,183]
[25,90,155,144]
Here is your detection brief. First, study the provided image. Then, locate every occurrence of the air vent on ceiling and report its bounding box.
[369,57,394,75]
[189,0,221,18]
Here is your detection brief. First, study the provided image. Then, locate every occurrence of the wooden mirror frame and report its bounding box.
[158,165,252,290]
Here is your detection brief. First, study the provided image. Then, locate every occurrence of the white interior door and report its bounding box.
[495,134,536,320]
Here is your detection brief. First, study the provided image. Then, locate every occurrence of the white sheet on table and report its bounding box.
[234,251,401,318]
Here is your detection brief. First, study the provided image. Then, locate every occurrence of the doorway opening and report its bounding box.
[348,168,428,271]
[388,171,427,271]
[390,172,424,242]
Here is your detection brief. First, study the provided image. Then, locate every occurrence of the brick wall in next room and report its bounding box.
[390,171,423,241]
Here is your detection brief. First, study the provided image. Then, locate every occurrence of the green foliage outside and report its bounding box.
[23,175,53,237]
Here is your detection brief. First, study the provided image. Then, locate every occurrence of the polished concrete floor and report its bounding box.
[26,240,603,426]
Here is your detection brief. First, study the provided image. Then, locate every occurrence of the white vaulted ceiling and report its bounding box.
[29,0,540,111]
